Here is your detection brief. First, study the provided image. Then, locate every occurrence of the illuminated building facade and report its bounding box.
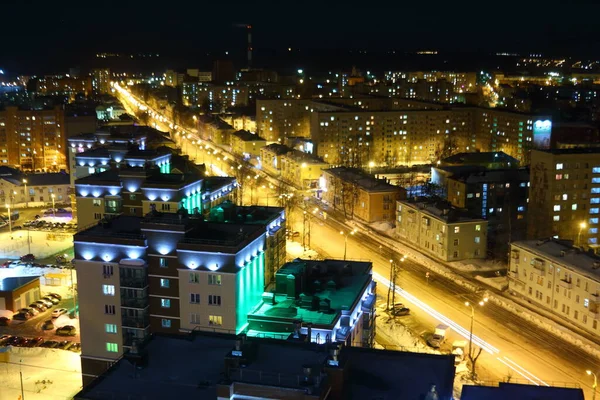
[90,68,111,94]
[0,106,66,171]
[33,75,92,97]
[528,149,600,252]
[74,207,285,386]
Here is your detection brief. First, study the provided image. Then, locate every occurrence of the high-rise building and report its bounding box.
[91,69,111,94]
[33,75,93,97]
[212,60,236,84]
[73,205,286,385]
[528,149,600,251]
[0,105,66,171]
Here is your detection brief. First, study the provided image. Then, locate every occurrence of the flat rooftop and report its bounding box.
[513,239,600,281]
[75,216,145,241]
[0,276,39,292]
[231,129,265,142]
[442,151,519,166]
[399,199,485,223]
[324,167,402,192]
[141,172,202,188]
[249,259,372,327]
[75,334,236,400]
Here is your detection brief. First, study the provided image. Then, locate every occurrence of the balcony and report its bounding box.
[122,328,150,346]
[121,297,148,309]
[559,279,573,289]
[121,313,150,329]
[120,275,148,289]
[105,206,122,214]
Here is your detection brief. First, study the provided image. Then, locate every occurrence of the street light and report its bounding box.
[22,179,27,207]
[464,297,488,380]
[340,229,357,260]
[5,203,11,235]
[587,370,598,400]
[578,221,587,247]
[369,161,375,174]
[51,193,56,218]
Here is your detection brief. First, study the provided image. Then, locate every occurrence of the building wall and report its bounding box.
[230,136,266,159]
[260,147,285,176]
[0,106,67,171]
[0,179,71,207]
[0,278,40,312]
[528,150,600,250]
[396,202,488,261]
[280,157,328,190]
[508,243,600,335]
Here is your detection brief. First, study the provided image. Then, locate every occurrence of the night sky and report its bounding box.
[2,1,600,73]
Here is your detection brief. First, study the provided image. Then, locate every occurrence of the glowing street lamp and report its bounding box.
[578,221,588,247]
[464,297,488,380]
[587,370,598,400]
[51,194,56,218]
[340,229,357,260]
[22,179,28,207]
[369,161,375,174]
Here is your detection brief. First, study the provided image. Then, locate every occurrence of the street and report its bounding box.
[115,83,599,398]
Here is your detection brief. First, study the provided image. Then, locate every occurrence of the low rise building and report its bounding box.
[229,130,266,160]
[280,150,329,190]
[396,200,488,261]
[0,166,71,207]
[509,239,600,336]
[247,258,376,347]
[0,276,40,312]
[321,167,406,223]
[260,143,290,177]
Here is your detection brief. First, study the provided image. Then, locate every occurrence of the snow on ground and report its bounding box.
[0,346,82,400]
[369,221,396,236]
[449,258,507,272]
[0,264,69,280]
[475,275,508,291]
[0,230,73,260]
[286,241,319,261]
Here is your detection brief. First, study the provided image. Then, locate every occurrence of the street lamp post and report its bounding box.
[587,370,598,400]
[578,222,587,247]
[51,194,56,218]
[22,179,28,208]
[464,297,488,380]
[5,203,11,236]
[340,229,357,260]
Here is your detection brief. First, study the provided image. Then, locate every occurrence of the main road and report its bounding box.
[114,83,599,398]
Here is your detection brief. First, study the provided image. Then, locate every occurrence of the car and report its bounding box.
[47,293,62,301]
[26,337,44,347]
[12,313,30,321]
[1,261,10,268]
[51,308,68,318]
[391,307,411,316]
[37,299,53,308]
[12,225,22,231]
[56,325,76,336]
[0,335,13,345]
[43,296,60,305]
[57,340,73,350]
[30,303,47,312]
[20,254,35,262]
[23,221,34,227]
[286,229,300,238]
[18,307,38,316]
[39,340,59,348]
[0,317,10,326]
[42,319,55,330]
[69,343,81,353]
[12,337,28,347]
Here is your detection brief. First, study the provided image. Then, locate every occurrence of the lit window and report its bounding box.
[208,274,222,285]
[593,167,600,174]
[591,218,599,224]
[590,228,598,234]
[475,237,480,244]
[562,194,568,201]
[517,206,525,212]
[572,204,578,211]
[161,319,171,328]
[190,272,199,283]
[209,315,223,326]
[593,178,600,184]
[553,216,560,221]
[553,205,561,212]
[159,258,168,268]
[556,163,563,170]
[454,226,460,233]
[102,285,115,296]
[591,198,600,204]
[106,343,118,352]
[160,279,170,288]
[591,208,600,215]
[105,324,117,334]
[475,225,481,231]
[556,174,562,180]
[585,298,590,308]
[161,299,171,308]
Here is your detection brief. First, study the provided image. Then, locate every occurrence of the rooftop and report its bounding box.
[75,216,145,242]
[262,143,291,155]
[231,129,265,142]
[283,149,327,165]
[400,199,485,223]
[442,151,519,168]
[0,276,39,292]
[249,259,372,327]
[202,176,235,192]
[76,147,111,159]
[141,172,202,189]
[75,169,121,185]
[441,166,530,184]
[533,147,600,156]
[208,201,284,226]
[512,239,600,281]
[324,167,403,192]
[22,172,70,186]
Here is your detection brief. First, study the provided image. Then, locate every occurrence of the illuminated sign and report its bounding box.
[533,119,552,149]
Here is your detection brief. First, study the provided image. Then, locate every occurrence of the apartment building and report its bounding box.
[280,150,329,190]
[509,239,600,336]
[196,115,236,146]
[75,156,234,229]
[260,143,290,176]
[528,149,600,252]
[33,75,93,97]
[229,130,266,160]
[73,206,286,385]
[90,69,111,94]
[0,166,71,207]
[0,106,67,171]
[396,200,488,261]
[182,82,249,110]
[321,167,406,223]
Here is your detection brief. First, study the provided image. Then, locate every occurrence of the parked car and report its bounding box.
[56,325,76,336]
[47,293,62,301]
[42,320,54,330]
[57,340,73,350]
[0,335,13,345]
[12,313,30,321]
[43,296,59,305]
[20,254,35,262]
[39,340,59,348]
[12,225,22,231]
[18,307,38,316]
[51,308,68,318]
[36,299,53,308]
[26,337,44,347]
[0,317,10,326]
[30,303,47,312]
[12,337,28,347]
[69,343,81,352]
[427,324,449,349]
